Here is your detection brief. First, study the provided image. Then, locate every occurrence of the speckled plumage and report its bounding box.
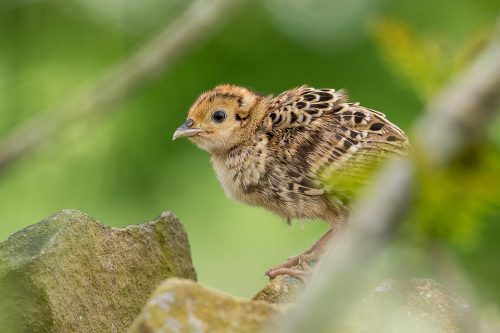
[177,85,409,224]
[173,84,410,277]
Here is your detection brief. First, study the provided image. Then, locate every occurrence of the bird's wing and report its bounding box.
[264,86,348,130]
[264,86,410,202]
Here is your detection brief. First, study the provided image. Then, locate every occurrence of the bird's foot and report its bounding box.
[265,252,317,280]
[265,227,337,280]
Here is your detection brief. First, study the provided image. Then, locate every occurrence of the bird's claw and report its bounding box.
[265,253,317,280]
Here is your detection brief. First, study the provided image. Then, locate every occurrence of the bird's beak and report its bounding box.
[172,119,204,140]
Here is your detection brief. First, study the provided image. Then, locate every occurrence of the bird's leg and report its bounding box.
[265,227,336,279]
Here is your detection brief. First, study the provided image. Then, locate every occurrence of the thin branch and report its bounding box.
[0,0,247,173]
[273,20,500,333]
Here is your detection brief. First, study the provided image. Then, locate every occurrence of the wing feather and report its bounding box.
[264,86,410,202]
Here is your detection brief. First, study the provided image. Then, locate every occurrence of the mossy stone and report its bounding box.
[0,209,196,333]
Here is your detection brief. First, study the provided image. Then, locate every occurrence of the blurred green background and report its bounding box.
[0,0,498,305]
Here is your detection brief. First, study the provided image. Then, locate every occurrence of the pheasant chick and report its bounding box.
[173,84,409,278]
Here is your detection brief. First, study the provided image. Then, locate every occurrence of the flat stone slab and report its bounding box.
[129,278,282,333]
[0,209,196,333]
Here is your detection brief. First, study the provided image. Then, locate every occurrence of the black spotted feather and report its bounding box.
[260,86,410,215]
[185,84,410,226]
[180,84,413,277]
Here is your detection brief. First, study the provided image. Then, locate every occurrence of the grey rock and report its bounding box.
[255,276,474,332]
[129,278,282,333]
[253,268,304,304]
[343,278,475,333]
[0,209,196,333]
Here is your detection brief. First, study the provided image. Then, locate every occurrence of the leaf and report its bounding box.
[371,18,490,101]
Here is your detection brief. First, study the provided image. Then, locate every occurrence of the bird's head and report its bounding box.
[173,84,265,154]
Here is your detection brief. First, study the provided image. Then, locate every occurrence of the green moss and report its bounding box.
[129,278,282,333]
[0,209,196,333]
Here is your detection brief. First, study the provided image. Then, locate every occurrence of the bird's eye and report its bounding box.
[211,110,227,123]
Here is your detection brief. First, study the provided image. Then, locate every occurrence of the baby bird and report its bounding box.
[173,84,410,278]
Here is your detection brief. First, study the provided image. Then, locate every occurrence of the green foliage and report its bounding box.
[371,18,499,249]
[0,0,498,302]
[372,18,490,100]
[412,147,500,247]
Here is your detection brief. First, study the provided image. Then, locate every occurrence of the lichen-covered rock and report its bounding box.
[342,278,475,333]
[0,209,196,333]
[253,269,304,304]
[255,276,474,332]
[129,278,282,333]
